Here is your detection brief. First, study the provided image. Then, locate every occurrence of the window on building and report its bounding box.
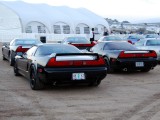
[76,27,80,34]
[94,27,98,34]
[26,26,32,33]
[63,25,70,34]
[37,26,46,33]
[54,25,61,34]
[84,27,90,34]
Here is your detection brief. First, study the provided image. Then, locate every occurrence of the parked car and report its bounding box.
[2,38,41,66]
[127,35,144,44]
[145,34,159,38]
[98,35,124,42]
[135,38,160,62]
[61,37,95,51]
[90,41,157,72]
[14,44,107,90]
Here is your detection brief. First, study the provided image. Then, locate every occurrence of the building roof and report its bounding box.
[0,1,109,32]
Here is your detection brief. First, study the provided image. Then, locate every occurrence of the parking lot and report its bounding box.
[1,42,160,120]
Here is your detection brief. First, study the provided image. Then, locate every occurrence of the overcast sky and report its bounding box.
[1,0,160,23]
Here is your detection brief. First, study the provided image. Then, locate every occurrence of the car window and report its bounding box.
[104,42,138,50]
[15,39,40,45]
[35,45,81,56]
[65,37,90,44]
[145,34,158,38]
[103,36,122,41]
[146,40,160,46]
[128,36,135,39]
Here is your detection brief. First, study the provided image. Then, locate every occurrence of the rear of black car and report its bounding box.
[36,53,107,85]
[110,50,158,71]
[39,67,107,85]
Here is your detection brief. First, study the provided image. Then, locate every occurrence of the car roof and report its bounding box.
[36,43,75,47]
[98,41,127,43]
[141,38,160,41]
[14,38,38,40]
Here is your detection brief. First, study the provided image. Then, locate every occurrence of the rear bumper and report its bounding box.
[110,58,158,70]
[38,67,107,84]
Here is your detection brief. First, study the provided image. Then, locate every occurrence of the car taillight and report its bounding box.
[80,57,105,66]
[46,57,105,67]
[143,50,157,58]
[127,40,132,44]
[118,51,157,58]
[16,46,29,52]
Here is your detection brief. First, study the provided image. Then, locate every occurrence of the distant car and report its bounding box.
[90,41,157,72]
[14,44,107,90]
[145,34,159,38]
[135,38,160,62]
[127,35,144,44]
[98,35,124,42]
[61,37,95,51]
[2,38,41,66]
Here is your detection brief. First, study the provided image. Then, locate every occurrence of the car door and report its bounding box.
[2,43,10,59]
[17,46,38,76]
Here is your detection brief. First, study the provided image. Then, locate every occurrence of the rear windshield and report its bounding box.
[103,36,122,41]
[15,39,40,45]
[146,40,160,46]
[65,37,90,44]
[104,42,138,50]
[35,45,81,56]
[145,34,158,38]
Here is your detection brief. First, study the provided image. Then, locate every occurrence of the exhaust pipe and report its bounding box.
[123,68,128,71]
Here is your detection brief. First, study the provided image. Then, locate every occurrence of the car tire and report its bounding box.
[30,67,44,90]
[9,53,14,66]
[2,55,6,60]
[103,57,111,73]
[14,62,20,76]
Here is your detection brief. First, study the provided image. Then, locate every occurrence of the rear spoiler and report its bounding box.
[47,53,105,67]
[71,43,95,47]
[118,50,157,58]
[50,53,100,60]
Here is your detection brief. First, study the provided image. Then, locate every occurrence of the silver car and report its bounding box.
[98,35,123,42]
[135,38,160,62]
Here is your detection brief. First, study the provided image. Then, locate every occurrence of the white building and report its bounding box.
[0,1,110,42]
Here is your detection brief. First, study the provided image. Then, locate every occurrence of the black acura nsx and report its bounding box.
[90,41,158,72]
[14,43,107,90]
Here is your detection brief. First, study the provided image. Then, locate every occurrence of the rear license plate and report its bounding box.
[135,62,144,67]
[72,73,85,80]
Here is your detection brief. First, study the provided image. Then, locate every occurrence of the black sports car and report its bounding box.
[61,37,96,51]
[14,44,107,90]
[90,41,158,72]
[2,38,41,66]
